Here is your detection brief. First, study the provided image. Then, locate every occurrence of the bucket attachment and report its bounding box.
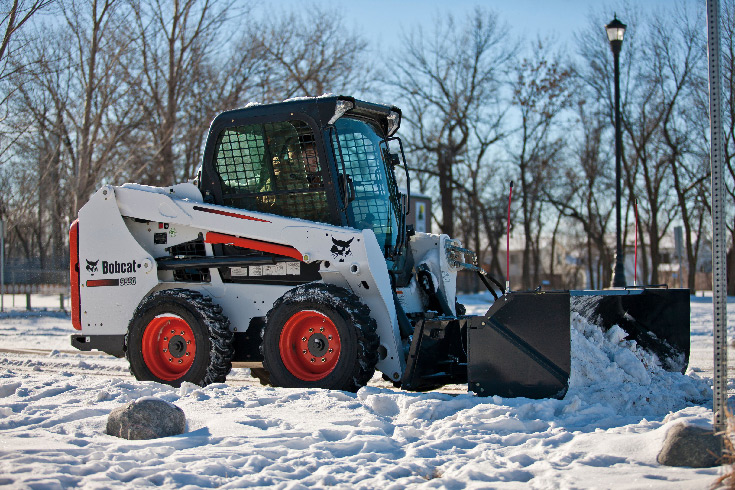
[467,291,571,399]
[571,288,690,373]
[400,287,689,400]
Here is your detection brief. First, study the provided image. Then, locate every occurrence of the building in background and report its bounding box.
[404,190,431,234]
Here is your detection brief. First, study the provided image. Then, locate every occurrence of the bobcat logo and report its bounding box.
[330,237,354,263]
[86,259,99,275]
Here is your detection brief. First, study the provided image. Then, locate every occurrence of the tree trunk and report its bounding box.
[437,149,455,237]
[520,161,532,289]
[549,212,562,285]
[586,229,595,289]
[649,217,661,285]
[728,229,735,296]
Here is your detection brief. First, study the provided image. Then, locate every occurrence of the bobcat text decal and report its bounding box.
[85,259,139,287]
[102,260,138,274]
[86,259,139,275]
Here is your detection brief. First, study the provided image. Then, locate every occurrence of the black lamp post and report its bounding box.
[606,15,627,288]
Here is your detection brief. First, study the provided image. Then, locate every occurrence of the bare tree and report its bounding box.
[0,0,53,154]
[509,40,573,288]
[61,0,138,213]
[716,0,735,293]
[1,0,137,270]
[461,134,511,281]
[650,3,709,290]
[546,99,614,289]
[253,5,373,100]
[127,0,237,185]
[3,43,69,267]
[0,0,51,80]
[391,7,515,239]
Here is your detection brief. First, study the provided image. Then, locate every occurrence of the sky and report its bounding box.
[338,0,596,47]
[266,0,681,53]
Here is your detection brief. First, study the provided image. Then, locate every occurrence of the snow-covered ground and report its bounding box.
[0,293,732,489]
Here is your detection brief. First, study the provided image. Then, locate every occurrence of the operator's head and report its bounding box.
[305,142,318,171]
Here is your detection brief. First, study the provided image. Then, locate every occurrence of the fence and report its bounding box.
[0,268,69,311]
[2,268,69,286]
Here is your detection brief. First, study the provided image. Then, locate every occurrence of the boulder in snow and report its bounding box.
[657,423,723,468]
[106,398,186,440]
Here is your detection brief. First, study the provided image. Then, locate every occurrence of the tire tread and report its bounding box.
[126,288,234,387]
[261,283,379,392]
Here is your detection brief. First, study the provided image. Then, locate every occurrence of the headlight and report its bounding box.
[328,100,355,125]
[387,110,401,136]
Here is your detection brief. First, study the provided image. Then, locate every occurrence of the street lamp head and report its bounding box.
[606,15,626,50]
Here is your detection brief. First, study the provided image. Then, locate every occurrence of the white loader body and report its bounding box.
[75,181,460,382]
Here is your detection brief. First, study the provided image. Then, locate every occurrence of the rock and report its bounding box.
[657,423,724,468]
[106,398,186,440]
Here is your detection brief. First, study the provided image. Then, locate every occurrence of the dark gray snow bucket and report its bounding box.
[402,287,690,400]
[466,287,690,399]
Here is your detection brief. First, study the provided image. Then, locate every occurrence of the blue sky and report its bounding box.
[341,0,596,46]
[266,1,679,50]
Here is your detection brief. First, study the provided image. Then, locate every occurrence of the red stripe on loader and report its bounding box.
[87,279,121,287]
[193,205,271,223]
[205,232,303,262]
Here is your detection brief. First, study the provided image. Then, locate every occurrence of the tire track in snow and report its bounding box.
[0,348,260,386]
[0,347,468,394]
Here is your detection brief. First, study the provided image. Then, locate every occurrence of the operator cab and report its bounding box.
[198,96,410,267]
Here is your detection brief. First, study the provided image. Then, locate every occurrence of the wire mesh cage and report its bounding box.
[214,120,333,224]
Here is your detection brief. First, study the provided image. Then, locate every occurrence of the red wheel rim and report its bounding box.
[141,316,197,381]
[279,310,341,381]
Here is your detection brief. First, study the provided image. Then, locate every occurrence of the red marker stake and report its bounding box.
[634,199,639,287]
[506,181,513,293]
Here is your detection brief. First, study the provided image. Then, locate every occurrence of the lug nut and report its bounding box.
[169,358,173,362]
[328,348,333,353]
[302,337,307,342]
[328,335,332,340]
[302,349,307,354]
[310,358,315,363]
[171,330,175,334]
[320,327,324,332]
[178,359,183,364]
[308,328,313,332]
[181,331,185,335]
[163,348,167,352]
[187,340,191,344]
[186,352,190,356]
[164,337,168,341]
[321,358,326,362]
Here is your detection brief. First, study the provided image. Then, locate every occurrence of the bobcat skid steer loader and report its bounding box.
[69,96,690,399]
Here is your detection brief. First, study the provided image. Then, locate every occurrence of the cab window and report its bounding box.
[213,120,334,224]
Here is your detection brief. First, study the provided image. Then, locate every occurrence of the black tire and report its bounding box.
[261,283,379,392]
[250,367,271,386]
[126,288,234,387]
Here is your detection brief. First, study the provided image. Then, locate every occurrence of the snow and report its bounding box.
[283,93,336,103]
[0,293,732,489]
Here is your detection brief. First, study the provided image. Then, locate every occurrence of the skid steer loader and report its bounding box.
[69,96,690,398]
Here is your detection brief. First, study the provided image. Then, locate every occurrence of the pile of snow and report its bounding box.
[567,312,710,417]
